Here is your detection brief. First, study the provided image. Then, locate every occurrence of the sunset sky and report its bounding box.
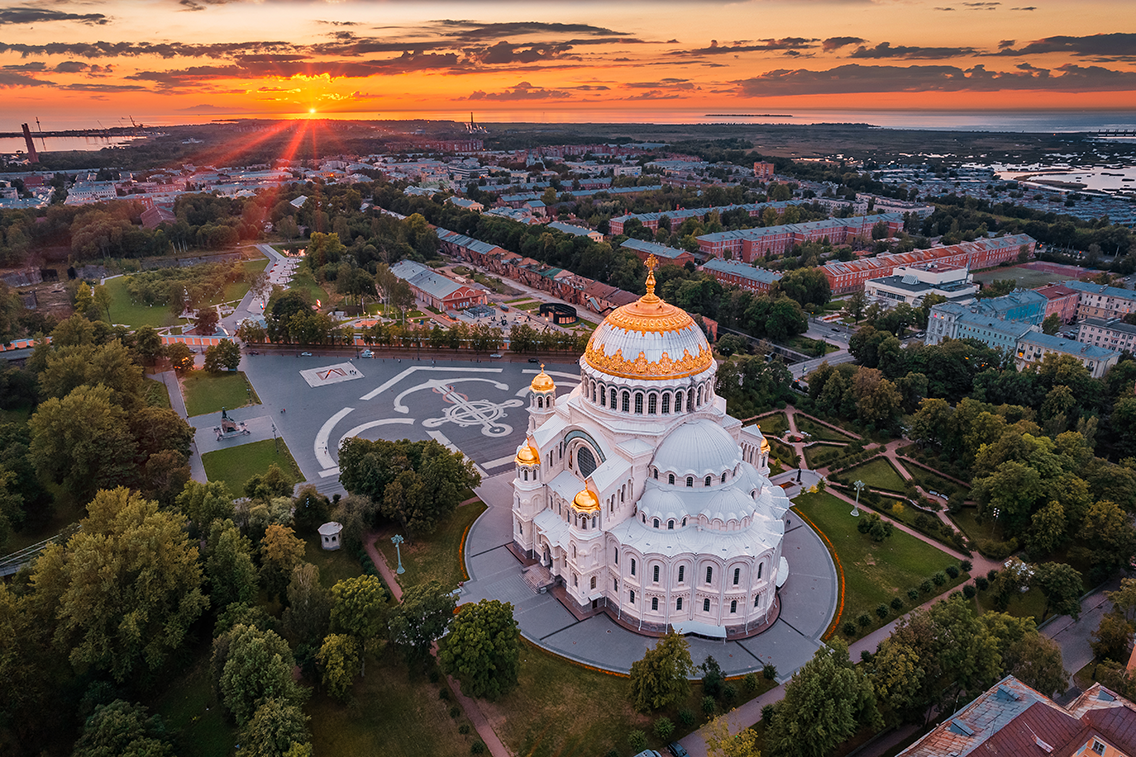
[2,0,1135,126]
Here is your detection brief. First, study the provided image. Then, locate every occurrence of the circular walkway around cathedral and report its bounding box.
[461,471,839,681]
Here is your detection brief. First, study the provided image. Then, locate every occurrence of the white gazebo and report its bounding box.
[318,521,343,551]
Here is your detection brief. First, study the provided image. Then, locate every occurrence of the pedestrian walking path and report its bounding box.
[154,370,207,483]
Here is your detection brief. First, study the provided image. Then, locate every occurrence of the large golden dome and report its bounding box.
[584,255,714,381]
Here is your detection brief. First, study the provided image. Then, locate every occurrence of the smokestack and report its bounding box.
[21,123,39,164]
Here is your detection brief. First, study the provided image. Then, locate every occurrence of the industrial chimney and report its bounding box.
[21,124,39,164]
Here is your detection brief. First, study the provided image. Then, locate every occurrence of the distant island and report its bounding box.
[705,114,793,117]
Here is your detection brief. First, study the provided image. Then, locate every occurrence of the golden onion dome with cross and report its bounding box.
[584,254,713,381]
[530,364,555,393]
[572,486,600,513]
[515,442,540,466]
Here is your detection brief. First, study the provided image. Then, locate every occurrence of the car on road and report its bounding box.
[632,751,662,757]
[300,351,312,357]
[360,350,373,358]
[668,743,690,757]
[528,357,540,363]
[489,353,502,358]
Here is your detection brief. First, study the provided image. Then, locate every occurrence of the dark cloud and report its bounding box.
[0,40,295,59]
[53,61,113,74]
[621,90,684,100]
[467,81,572,100]
[179,0,236,11]
[999,39,1015,49]
[850,42,978,59]
[435,21,629,42]
[1012,6,1037,9]
[823,37,867,52]
[674,38,816,56]
[466,40,575,65]
[3,61,46,71]
[625,78,697,90]
[0,70,49,87]
[734,62,1136,96]
[995,33,1136,58]
[961,1,1000,7]
[0,7,108,25]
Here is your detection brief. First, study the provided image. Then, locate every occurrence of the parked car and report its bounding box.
[489,353,502,358]
[632,751,662,757]
[360,350,373,358]
[668,743,690,757]
[300,351,312,357]
[528,357,539,363]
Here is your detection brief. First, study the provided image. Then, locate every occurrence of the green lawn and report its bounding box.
[105,275,182,328]
[152,645,235,757]
[308,649,474,757]
[949,506,1006,545]
[201,439,302,497]
[222,258,269,304]
[975,584,1049,623]
[782,335,839,356]
[144,377,172,408]
[0,494,83,557]
[973,265,1061,290]
[804,442,847,469]
[795,415,855,442]
[513,301,543,311]
[289,270,330,306]
[376,502,487,591]
[768,438,799,468]
[903,461,969,498]
[837,457,908,493]
[303,532,365,589]
[793,492,965,635]
[756,412,789,437]
[181,370,260,417]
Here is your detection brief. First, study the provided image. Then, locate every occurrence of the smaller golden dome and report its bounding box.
[759,436,771,453]
[531,364,555,393]
[515,443,540,466]
[572,487,600,513]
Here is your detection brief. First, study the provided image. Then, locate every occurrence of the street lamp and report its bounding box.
[852,479,865,517]
[271,422,279,453]
[391,534,406,574]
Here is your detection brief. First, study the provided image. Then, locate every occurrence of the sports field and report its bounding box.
[972,265,1070,290]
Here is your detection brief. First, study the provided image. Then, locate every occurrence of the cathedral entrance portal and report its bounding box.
[543,546,551,567]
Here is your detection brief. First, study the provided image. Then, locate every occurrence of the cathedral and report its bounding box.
[512,256,791,637]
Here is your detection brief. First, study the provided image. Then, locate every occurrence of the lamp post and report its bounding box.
[391,534,405,574]
[271,422,278,453]
[852,479,865,517]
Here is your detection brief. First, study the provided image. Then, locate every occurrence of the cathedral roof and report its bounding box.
[583,254,713,381]
[652,419,742,477]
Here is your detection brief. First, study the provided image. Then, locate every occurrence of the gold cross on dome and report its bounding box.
[645,254,658,275]
[644,254,658,296]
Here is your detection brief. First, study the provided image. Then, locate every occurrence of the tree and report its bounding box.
[31,488,209,682]
[177,479,235,531]
[765,640,879,757]
[244,463,294,502]
[982,611,1068,696]
[73,699,175,757]
[1092,612,1133,663]
[628,631,695,712]
[134,326,165,366]
[388,580,457,665]
[166,341,194,373]
[207,519,260,609]
[316,634,360,702]
[260,523,306,595]
[1032,562,1084,621]
[29,384,138,502]
[438,599,520,700]
[777,267,830,308]
[1026,501,1067,558]
[92,284,113,323]
[1078,500,1136,579]
[236,699,311,757]
[1042,313,1062,335]
[281,563,331,647]
[205,339,242,372]
[705,713,762,757]
[195,307,220,335]
[218,624,307,725]
[330,575,388,642]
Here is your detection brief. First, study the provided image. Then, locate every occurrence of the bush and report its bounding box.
[946,565,960,579]
[678,709,695,727]
[890,597,904,610]
[920,580,933,594]
[907,588,920,601]
[857,613,872,627]
[450,706,461,718]
[458,724,471,735]
[628,730,648,752]
[702,696,717,716]
[876,604,890,619]
[963,584,977,599]
[977,538,1019,561]
[721,684,737,708]
[761,703,776,724]
[763,663,778,681]
[654,717,675,741]
[976,576,990,591]
[843,621,857,636]
[743,672,760,693]
[471,742,486,755]
[960,559,973,572]
[606,751,620,757]
[439,689,451,701]
[932,572,947,587]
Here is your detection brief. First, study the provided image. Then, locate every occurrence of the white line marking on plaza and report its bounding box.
[338,417,416,447]
[483,454,517,469]
[522,369,579,381]
[319,467,340,478]
[360,366,502,401]
[393,377,509,414]
[315,407,353,469]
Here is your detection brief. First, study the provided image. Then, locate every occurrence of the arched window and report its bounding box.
[621,391,630,412]
[631,558,637,576]
[653,518,659,529]
[721,472,727,483]
[705,475,712,487]
[590,576,596,589]
[757,563,763,579]
[590,380,597,400]
[610,390,617,410]
[682,517,687,526]
[648,393,657,415]
[676,597,683,611]
[678,565,685,583]
[686,477,693,488]
[642,514,646,523]
[675,391,684,412]
[653,469,658,480]
[730,599,737,614]
[651,597,659,611]
[577,446,597,478]
[697,386,703,406]
[662,393,671,414]
[733,567,741,585]
[754,594,760,608]
[668,473,675,485]
[705,566,713,584]
[536,396,543,409]
[703,598,710,613]
[653,565,660,582]
[523,470,528,481]
[630,590,635,604]
[634,392,643,415]
[668,520,674,530]
[621,486,625,502]
[599,385,605,405]
[572,544,576,559]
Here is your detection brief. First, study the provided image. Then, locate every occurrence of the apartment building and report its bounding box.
[700,259,782,294]
[1064,281,1136,320]
[1077,318,1136,354]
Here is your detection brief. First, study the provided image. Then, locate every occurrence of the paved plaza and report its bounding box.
[226,352,838,678]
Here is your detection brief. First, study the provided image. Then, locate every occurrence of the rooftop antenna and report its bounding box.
[35,117,46,149]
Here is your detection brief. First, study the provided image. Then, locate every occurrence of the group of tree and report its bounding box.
[337,437,482,536]
[804,363,917,432]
